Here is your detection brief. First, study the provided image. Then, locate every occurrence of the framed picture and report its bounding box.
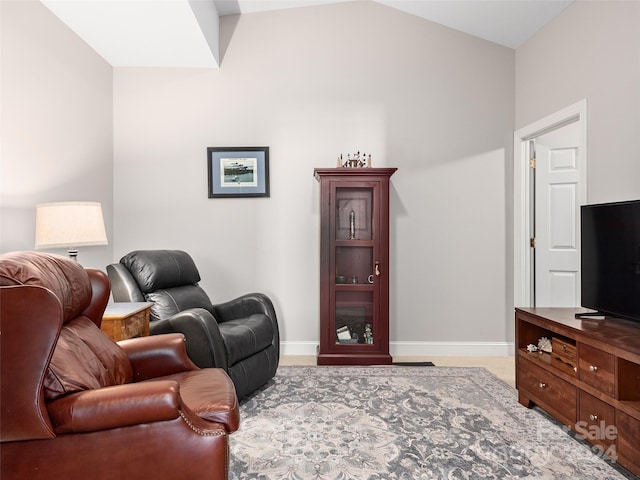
[207,147,269,198]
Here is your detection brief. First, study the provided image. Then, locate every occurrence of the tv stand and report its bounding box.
[516,307,640,477]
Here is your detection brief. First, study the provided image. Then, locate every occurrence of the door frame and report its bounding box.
[513,99,588,308]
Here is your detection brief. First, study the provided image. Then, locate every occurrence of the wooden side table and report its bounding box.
[101,302,152,341]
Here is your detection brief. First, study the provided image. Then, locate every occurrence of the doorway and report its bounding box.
[513,100,588,308]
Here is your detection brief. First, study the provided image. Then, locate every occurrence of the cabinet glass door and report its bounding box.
[333,186,376,346]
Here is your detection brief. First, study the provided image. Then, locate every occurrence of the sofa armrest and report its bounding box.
[118,334,198,381]
[48,380,181,434]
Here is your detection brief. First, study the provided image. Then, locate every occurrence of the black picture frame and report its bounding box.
[207,147,270,198]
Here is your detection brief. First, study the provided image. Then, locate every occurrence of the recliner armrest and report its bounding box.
[211,292,277,322]
[118,334,198,381]
[48,380,181,434]
[162,308,228,370]
[211,292,280,364]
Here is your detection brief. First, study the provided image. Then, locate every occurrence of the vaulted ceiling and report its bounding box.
[40,0,573,68]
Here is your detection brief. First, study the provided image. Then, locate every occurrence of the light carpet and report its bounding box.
[229,366,635,479]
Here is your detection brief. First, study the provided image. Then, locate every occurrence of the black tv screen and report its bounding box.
[580,200,640,323]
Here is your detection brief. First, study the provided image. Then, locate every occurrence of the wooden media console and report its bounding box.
[515,307,640,476]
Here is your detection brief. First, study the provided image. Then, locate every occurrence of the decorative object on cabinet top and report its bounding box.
[337,151,372,168]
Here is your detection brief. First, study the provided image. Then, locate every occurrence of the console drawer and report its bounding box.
[579,344,615,396]
[552,337,577,370]
[577,391,616,452]
[519,357,576,424]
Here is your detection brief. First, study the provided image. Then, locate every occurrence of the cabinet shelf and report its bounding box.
[618,400,640,418]
[518,348,577,379]
[335,240,373,247]
[334,284,374,289]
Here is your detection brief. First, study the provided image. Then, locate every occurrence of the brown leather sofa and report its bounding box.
[0,251,240,480]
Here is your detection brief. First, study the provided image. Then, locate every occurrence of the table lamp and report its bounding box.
[35,201,108,261]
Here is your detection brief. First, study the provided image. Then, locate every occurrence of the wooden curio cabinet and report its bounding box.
[314,167,397,365]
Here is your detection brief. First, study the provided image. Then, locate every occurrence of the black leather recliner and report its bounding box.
[106,250,279,399]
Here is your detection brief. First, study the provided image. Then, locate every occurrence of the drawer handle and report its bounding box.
[589,365,598,372]
[539,382,547,389]
[562,345,568,352]
[589,414,598,421]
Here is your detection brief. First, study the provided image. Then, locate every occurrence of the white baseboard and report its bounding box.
[281,341,515,357]
[280,341,319,356]
[390,341,515,357]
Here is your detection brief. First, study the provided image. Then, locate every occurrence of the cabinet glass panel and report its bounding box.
[335,291,374,345]
[335,247,373,285]
[335,187,373,241]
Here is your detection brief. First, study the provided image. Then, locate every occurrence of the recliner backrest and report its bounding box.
[0,251,92,321]
[119,250,214,322]
[0,251,133,442]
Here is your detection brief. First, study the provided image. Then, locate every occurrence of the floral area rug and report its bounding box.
[229,366,636,480]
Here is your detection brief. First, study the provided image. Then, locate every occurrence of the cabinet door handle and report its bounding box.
[539,382,547,389]
[375,262,380,276]
[589,365,598,372]
[589,414,598,421]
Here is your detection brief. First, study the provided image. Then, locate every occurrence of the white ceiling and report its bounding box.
[40,0,573,68]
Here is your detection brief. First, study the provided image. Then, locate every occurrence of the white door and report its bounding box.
[513,99,587,312]
[533,121,582,307]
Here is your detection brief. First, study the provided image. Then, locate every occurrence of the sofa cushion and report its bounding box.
[120,250,202,293]
[218,314,274,366]
[44,317,132,400]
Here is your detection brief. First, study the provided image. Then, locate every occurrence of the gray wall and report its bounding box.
[112,1,515,355]
[4,1,637,356]
[1,0,113,270]
[515,0,640,204]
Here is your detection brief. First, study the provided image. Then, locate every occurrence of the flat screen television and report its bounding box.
[580,199,640,323]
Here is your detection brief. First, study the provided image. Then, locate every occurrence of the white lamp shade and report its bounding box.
[35,202,108,249]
